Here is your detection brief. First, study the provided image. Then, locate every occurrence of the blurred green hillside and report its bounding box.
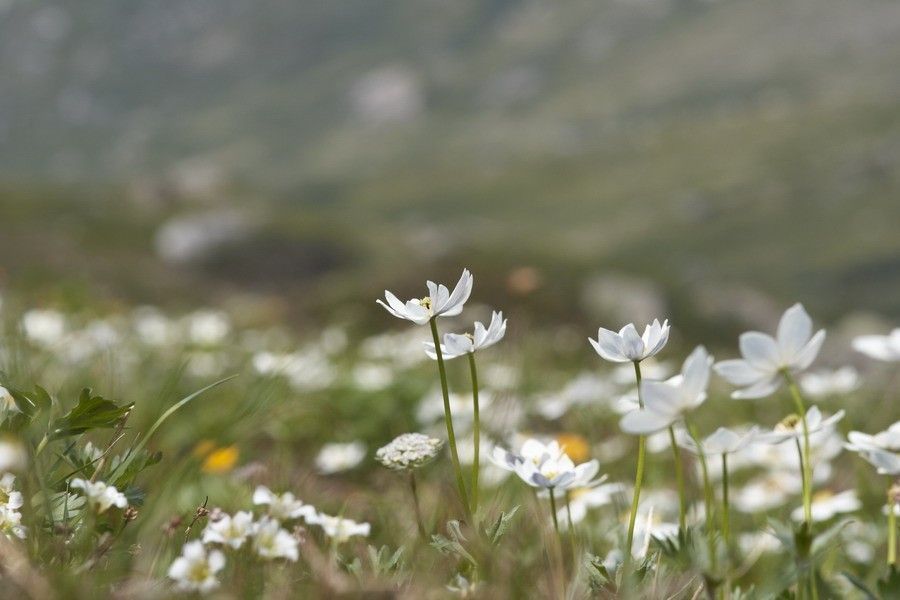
[1,0,899,323]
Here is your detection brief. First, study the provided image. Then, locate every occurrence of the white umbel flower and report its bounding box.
[589,319,670,363]
[252,486,316,522]
[252,517,299,561]
[168,540,225,593]
[375,433,444,471]
[619,346,713,435]
[310,513,371,543]
[852,328,900,362]
[714,303,825,399]
[377,269,473,325]
[423,311,507,360]
[202,511,253,549]
[70,478,128,513]
[315,442,366,475]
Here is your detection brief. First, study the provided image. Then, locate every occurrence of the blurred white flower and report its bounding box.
[168,540,225,593]
[351,363,394,391]
[21,309,66,346]
[846,422,900,475]
[0,473,24,512]
[535,373,616,420]
[620,346,712,435]
[738,531,781,555]
[252,486,316,522]
[311,513,371,543]
[631,507,678,559]
[611,360,673,385]
[0,439,27,472]
[852,328,900,362]
[759,406,845,444]
[376,433,443,471]
[424,311,507,360]
[589,319,670,363]
[0,505,25,540]
[0,387,19,414]
[732,472,799,513]
[252,349,335,392]
[132,307,174,346]
[680,427,759,456]
[315,442,366,475]
[416,388,492,426]
[791,490,860,522]
[557,482,627,528]
[202,511,253,549]
[186,311,231,346]
[252,517,299,561]
[377,269,473,325]
[70,478,128,513]
[800,367,859,398]
[513,450,602,491]
[715,303,825,399]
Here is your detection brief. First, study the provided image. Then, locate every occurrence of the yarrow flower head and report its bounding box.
[620,346,713,435]
[377,269,473,325]
[202,511,253,549]
[375,433,444,471]
[714,303,825,399]
[310,513,371,543]
[70,478,128,513]
[168,540,225,594]
[252,517,299,561]
[759,406,845,444]
[852,328,900,362]
[424,311,507,360]
[589,319,670,363]
[252,486,316,522]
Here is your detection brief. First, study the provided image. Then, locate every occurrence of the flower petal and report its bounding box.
[792,329,825,371]
[776,303,813,363]
[619,408,673,435]
[590,329,628,363]
[732,376,781,400]
[714,359,765,386]
[739,332,781,371]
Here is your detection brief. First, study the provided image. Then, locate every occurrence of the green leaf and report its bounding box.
[484,505,519,545]
[842,571,877,599]
[49,388,132,440]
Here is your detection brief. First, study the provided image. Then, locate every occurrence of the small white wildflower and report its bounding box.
[252,486,316,522]
[310,513,370,543]
[377,269,473,325]
[0,505,26,540]
[375,433,444,471]
[202,511,253,549]
[791,490,860,523]
[252,517,299,561]
[0,473,24,511]
[0,438,27,473]
[186,310,231,346]
[853,328,900,362]
[168,540,225,593]
[759,407,845,445]
[21,309,66,346]
[800,367,859,398]
[423,311,507,360]
[589,319,670,363]
[70,478,128,513]
[315,442,366,475]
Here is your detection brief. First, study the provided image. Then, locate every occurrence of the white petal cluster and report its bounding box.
[790,490,860,523]
[377,269,473,325]
[251,517,300,561]
[853,328,900,362]
[714,304,825,399]
[679,427,758,456]
[589,319,670,363]
[492,438,603,491]
[315,442,366,475]
[70,478,128,514]
[0,474,25,540]
[375,433,444,471]
[202,511,254,549]
[846,421,900,475]
[759,406,845,445]
[168,540,225,594]
[252,486,316,521]
[308,513,371,543]
[800,367,859,398]
[619,346,712,435]
[424,311,507,360]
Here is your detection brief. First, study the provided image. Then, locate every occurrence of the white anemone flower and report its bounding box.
[619,346,713,435]
[589,319,670,363]
[70,479,128,513]
[168,540,225,593]
[252,486,316,522]
[252,517,299,561]
[790,490,860,523]
[377,269,473,325]
[852,328,900,362]
[846,422,900,475]
[490,438,566,472]
[423,311,507,360]
[758,406,845,444]
[314,442,366,475]
[800,367,859,398]
[514,452,602,491]
[0,474,24,511]
[202,511,254,549]
[714,303,825,399]
[680,427,759,456]
[311,514,371,543]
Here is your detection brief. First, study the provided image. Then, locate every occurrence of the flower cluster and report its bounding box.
[376,433,444,471]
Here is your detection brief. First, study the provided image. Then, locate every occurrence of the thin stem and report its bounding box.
[721,453,730,548]
[429,318,471,519]
[687,421,717,573]
[548,488,560,535]
[409,472,427,540]
[783,370,813,525]
[889,499,897,566]
[565,491,578,560]
[467,352,481,516]
[669,425,687,533]
[625,361,647,561]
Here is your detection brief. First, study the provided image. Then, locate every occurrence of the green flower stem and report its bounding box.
[565,491,578,560]
[783,370,813,525]
[429,318,471,519]
[889,498,897,566]
[721,453,730,548]
[409,472,427,540]
[549,488,560,535]
[687,421,717,572]
[625,361,647,561]
[467,352,481,516]
[669,425,687,533]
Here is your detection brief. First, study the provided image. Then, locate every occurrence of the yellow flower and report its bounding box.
[202,445,239,474]
[193,440,216,458]
[556,433,590,463]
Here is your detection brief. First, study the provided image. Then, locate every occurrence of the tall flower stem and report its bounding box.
[548,489,560,535]
[888,492,897,566]
[687,421,717,572]
[669,425,687,533]
[466,352,481,516]
[429,318,471,519]
[783,370,813,525]
[720,453,730,548]
[565,491,578,560]
[625,361,647,561]
[409,472,427,540]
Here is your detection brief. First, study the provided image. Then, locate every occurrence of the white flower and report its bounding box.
[852,328,900,362]
[732,472,799,513]
[680,427,759,456]
[202,511,253,549]
[252,486,316,522]
[70,479,128,513]
[186,310,231,346]
[714,303,825,399]
[21,309,66,346]
[0,439,27,473]
[490,438,564,472]
[311,513,371,543]
[557,482,627,528]
[790,490,860,522]
[252,517,299,561]
[315,442,366,475]
[512,450,602,491]
[619,346,712,435]
[0,387,19,414]
[759,406,845,444]
[168,540,225,593]
[0,473,23,512]
[589,319,670,363]
[846,422,900,475]
[376,433,444,471]
[377,269,473,325]
[800,367,859,398]
[351,363,394,391]
[424,311,507,360]
[0,505,25,540]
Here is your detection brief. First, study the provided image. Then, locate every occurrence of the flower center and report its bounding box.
[418,297,432,310]
[189,561,211,583]
[776,414,801,431]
